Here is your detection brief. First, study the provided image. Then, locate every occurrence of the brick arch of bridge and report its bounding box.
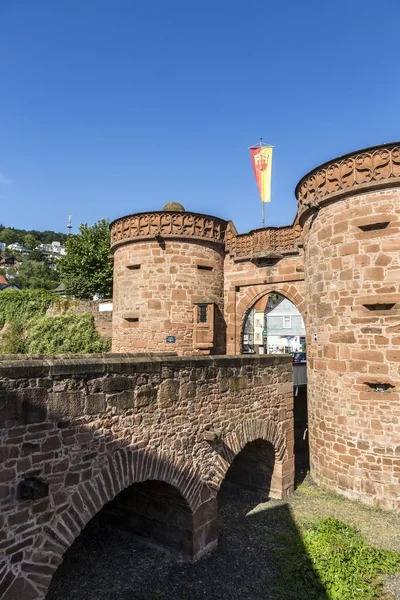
[12,448,213,600]
[213,419,294,499]
[234,282,306,354]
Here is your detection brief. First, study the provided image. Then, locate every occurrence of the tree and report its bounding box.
[58,219,113,299]
[23,234,39,250]
[29,249,45,262]
[0,228,21,246]
[12,259,60,290]
[0,289,55,353]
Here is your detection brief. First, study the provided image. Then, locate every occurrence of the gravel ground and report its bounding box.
[46,478,400,600]
[386,575,400,600]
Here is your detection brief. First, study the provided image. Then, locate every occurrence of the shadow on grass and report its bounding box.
[46,482,329,600]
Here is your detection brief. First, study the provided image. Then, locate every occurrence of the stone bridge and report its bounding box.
[0,353,293,600]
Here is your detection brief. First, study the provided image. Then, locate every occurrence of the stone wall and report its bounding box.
[0,353,294,600]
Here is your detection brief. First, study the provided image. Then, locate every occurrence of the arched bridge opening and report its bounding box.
[222,439,276,498]
[97,480,195,559]
[46,477,216,599]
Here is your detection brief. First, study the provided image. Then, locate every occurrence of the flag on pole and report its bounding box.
[249,145,273,202]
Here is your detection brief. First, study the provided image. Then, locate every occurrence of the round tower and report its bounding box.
[110,203,227,355]
[296,142,400,509]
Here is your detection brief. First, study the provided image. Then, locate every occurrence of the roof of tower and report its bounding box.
[162,202,185,212]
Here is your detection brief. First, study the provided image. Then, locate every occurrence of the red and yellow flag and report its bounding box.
[249,146,273,202]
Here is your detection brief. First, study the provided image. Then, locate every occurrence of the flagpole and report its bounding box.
[260,138,265,227]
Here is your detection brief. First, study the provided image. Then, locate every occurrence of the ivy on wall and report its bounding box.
[28,313,111,354]
[0,289,110,354]
[0,289,53,330]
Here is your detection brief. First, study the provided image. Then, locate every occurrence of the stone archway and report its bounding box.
[212,419,294,500]
[233,282,306,355]
[8,449,215,600]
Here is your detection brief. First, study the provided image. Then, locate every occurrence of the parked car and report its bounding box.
[243,345,255,354]
[293,352,306,363]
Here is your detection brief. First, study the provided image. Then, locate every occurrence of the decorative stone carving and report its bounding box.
[111,210,302,259]
[225,225,302,259]
[110,211,227,248]
[296,143,400,219]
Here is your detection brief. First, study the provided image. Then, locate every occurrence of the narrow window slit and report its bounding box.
[358,222,390,232]
[363,303,395,311]
[127,264,141,270]
[124,317,139,323]
[197,264,213,271]
[364,382,394,392]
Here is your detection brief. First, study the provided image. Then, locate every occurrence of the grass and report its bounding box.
[273,517,400,600]
[285,477,400,553]
[250,476,400,600]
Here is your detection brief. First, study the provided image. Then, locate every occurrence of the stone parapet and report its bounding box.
[0,352,290,381]
[110,210,228,250]
[296,142,400,223]
[225,224,302,260]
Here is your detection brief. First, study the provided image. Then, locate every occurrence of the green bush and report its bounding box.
[274,517,400,600]
[0,323,28,354]
[0,289,110,354]
[27,313,111,354]
[0,289,55,352]
[0,288,54,330]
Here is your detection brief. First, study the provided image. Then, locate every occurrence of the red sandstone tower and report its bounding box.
[110,202,227,355]
[297,143,400,509]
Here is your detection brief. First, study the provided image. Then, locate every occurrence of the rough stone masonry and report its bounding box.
[0,353,293,600]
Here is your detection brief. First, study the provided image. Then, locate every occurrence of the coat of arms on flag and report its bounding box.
[249,144,273,203]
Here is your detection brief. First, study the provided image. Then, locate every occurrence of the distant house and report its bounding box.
[36,241,66,257]
[0,242,5,252]
[0,256,18,267]
[243,295,275,354]
[50,241,66,256]
[7,242,32,255]
[265,298,305,353]
[0,275,20,291]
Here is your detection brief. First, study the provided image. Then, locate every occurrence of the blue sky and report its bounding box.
[1,0,400,234]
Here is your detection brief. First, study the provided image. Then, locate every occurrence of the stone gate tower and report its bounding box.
[110,203,227,354]
[110,142,400,510]
[296,144,400,507]
[297,143,400,508]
